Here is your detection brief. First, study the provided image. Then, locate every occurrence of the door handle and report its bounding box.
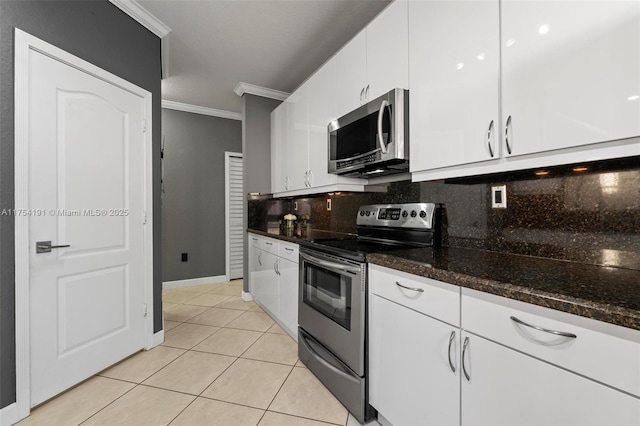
[377,100,389,154]
[36,241,70,254]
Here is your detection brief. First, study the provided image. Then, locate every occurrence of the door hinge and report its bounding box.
[142,119,147,133]
[143,303,148,317]
[143,211,148,225]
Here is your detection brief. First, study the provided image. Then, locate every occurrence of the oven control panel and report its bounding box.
[356,203,436,229]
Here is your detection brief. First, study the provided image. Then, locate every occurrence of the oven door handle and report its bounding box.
[299,331,359,382]
[300,251,360,275]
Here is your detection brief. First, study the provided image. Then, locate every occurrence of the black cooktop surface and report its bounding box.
[300,237,424,262]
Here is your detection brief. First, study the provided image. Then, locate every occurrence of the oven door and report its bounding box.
[298,248,365,376]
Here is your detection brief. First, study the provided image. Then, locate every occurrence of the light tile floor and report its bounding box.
[18,279,372,426]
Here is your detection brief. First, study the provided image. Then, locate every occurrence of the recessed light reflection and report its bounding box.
[456,62,465,70]
[628,95,639,101]
[538,24,550,35]
[477,53,485,61]
[506,39,516,47]
[534,170,550,176]
[572,166,589,172]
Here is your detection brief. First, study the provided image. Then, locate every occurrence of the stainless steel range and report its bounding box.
[298,203,438,423]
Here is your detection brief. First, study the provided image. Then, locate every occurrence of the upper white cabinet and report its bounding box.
[335,0,409,118]
[271,101,288,193]
[335,29,368,117]
[410,0,640,181]
[287,84,310,191]
[365,0,409,103]
[409,0,500,172]
[501,0,640,157]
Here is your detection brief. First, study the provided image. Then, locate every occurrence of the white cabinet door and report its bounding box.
[259,250,279,318]
[369,294,459,426]
[335,29,367,118]
[501,0,640,157]
[461,332,640,426]
[287,85,309,191]
[409,0,500,172]
[277,257,298,338]
[307,59,339,189]
[366,0,409,101]
[271,103,288,193]
[249,247,267,306]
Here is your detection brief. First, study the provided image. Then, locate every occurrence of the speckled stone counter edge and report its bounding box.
[367,253,640,331]
[247,229,640,331]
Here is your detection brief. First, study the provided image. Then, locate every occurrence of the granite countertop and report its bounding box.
[247,228,640,331]
[367,247,640,331]
[247,228,354,243]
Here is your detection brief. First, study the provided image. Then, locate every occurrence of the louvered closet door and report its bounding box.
[227,153,244,279]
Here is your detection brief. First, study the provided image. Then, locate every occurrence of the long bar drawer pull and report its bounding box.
[448,331,456,373]
[395,281,424,293]
[510,316,577,339]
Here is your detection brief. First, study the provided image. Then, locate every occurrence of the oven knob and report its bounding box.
[366,211,371,217]
[420,211,427,218]
[402,210,408,218]
[410,210,417,218]
[360,210,365,216]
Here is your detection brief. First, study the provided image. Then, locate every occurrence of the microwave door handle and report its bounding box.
[300,251,360,275]
[377,100,389,154]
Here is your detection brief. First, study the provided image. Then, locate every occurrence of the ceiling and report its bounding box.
[137,0,392,114]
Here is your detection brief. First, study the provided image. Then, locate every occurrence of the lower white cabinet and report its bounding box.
[369,294,459,426]
[461,331,640,426]
[368,265,640,426]
[248,233,298,339]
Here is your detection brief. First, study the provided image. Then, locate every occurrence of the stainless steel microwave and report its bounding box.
[328,88,409,177]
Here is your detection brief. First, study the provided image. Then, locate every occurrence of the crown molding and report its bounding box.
[109,0,171,78]
[162,100,242,121]
[234,82,289,101]
[109,0,171,37]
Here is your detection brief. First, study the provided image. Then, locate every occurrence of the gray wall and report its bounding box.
[162,109,242,282]
[0,0,162,409]
[241,94,283,290]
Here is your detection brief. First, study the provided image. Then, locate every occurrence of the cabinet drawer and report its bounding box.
[369,264,460,327]
[262,236,278,255]
[279,241,299,262]
[462,288,640,398]
[249,233,261,248]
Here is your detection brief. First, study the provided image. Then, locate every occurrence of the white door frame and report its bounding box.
[12,29,155,422]
[224,152,243,280]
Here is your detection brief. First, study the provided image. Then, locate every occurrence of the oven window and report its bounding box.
[303,263,352,330]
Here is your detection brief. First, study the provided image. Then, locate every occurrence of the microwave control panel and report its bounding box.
[356,203,436,230]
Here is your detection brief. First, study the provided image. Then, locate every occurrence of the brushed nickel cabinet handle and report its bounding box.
[462,336,471,381]
[395,281,424,293]
[448,330,456,373]
[487,120,495,158]
[510,316,577,339]
[505,115,513,155]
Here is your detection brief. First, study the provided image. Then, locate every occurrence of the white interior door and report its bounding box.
[226,152,244,280]
[27,40,148,406]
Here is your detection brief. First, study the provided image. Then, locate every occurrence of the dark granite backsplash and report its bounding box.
[248,166,640,270]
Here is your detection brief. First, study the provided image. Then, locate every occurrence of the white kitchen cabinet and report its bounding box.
[501,0,640,158]
[410,0,640,182]
[286,85,310,192]
[248,233,298,340]
[335,0,408,118]
[365,0,409,102]
[335,29,367,118]
[270,101,289,193]
[369,294,459,426]
[409,0,500,172]
[277,256,298,336]
[368,265,640,425]
[369,265,460,426]
[461,331,640,426]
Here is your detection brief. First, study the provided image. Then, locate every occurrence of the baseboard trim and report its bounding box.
[241,291,254,302]
[0,402,20,426]
[163,275,228,289]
